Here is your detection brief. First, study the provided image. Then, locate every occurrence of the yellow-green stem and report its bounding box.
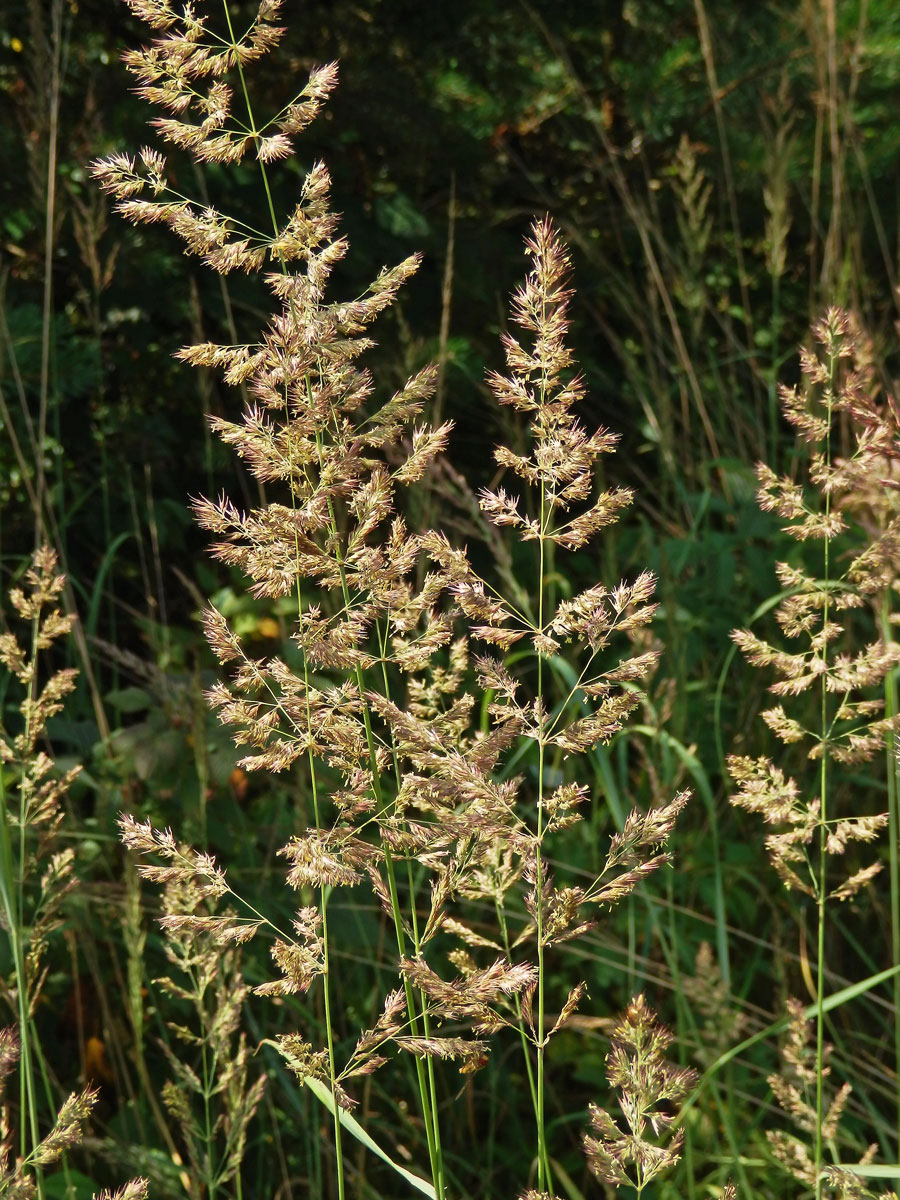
[879,596,900,1157]
[374,618,446,1193]
[535,479,549,1195]
[315,463,445,1194]
[0,606,47,1198]
[335,556,444,1196]
[219,4,345,1191]
[814,356,835,1200]
[200,984,217,1200]
[495,899,552,1185]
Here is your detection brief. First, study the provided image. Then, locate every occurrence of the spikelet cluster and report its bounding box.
[0,549,147,1200]
[767,1001,897,1200]
[91,0,340,264]
[0,548,81,1012]
[0,1026,147,1199]
[94,0,469,1109]
[582,995,697,1192]
[412,220,688,1006]
[682,941,747,1066]
[415,221,685,864]
[729,309,900,898]
[156,876,265,1196]
[406,221,693,1194]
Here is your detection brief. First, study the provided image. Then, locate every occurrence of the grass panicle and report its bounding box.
[582,994,697,1194]
[0,547,146,1200]
[730,308,900,1197]
[94,3,695,1196]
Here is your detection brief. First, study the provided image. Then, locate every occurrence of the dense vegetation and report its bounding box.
[2,1,900,1198]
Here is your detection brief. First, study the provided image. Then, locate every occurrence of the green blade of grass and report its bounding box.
[548,1156,587,1200]
[680,962,900,1121]
[83,530,132,638]
[304,1077,437,1199]
[835,1165,900,1179]
[629,723,730,990]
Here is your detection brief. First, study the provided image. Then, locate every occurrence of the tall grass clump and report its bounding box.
[0,546,146,1200]
[92,2,701,1196]
[729,309,900,1198]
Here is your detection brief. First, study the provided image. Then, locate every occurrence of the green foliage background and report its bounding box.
[3,1,900,1197]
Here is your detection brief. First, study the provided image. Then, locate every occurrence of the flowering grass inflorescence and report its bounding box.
[729,309,900,1199]
[0,548,148,1200]
[94,2,696,1196]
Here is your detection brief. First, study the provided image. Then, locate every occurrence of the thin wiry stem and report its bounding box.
[199,980,217,1200]
[814,350,835,1200]
[495,883,552,1188]
[16,604,45,1194]
[329,510,445,1198]
[35,0,63,558]
[534,345,550,1194]
[218,7,345,1194]
[376,622,447,1196]
[0,768,42,1188]
[880,595,900,1158]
